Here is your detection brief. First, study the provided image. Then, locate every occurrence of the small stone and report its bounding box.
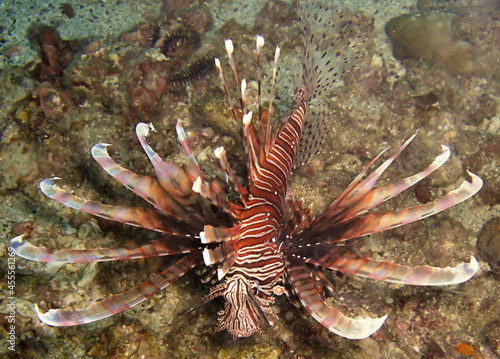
[476,217,500,272]
[78,223,92,238]
[203,127,215,138]
[424,341,445,358]
[487,116,500,136]
[62,223,77,236]
[0,121,21,144]
[197,147,212,162]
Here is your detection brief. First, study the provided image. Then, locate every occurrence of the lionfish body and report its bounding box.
[11,1,483,340]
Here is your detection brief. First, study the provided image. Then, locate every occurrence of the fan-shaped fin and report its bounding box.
[303,246,479,285]
[298,2,368,100]
[310,172,482,239]
[10,234,198,263]
[200,224,243,244]
[286,261,387,339]
[35,253,199,326]
[91,143,186,221]
[293,102,330,168]
[40,178,179,234]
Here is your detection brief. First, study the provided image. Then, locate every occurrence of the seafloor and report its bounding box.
[0,0,499,358]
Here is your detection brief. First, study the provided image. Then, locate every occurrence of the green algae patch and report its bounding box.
[385,14,473,75]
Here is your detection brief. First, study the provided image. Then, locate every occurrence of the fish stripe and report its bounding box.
[10,234,198,263]
[40,179,182,234]
[302,248,479,286]
[35,253,200,326]
[286,260,387,339]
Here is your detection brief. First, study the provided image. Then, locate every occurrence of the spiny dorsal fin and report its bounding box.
[298,1,369,101]
[293,101,330,168]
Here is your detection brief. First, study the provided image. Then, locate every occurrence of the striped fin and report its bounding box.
[311,267,335,295]
[316,132,418,226]
[10,233,198,263]
[282,198,313,237]
[200,224,243,244]
[286,261,387,339]
[302,247,479,286]
[347,144,450,211]
[91,143,187,221]
[40,179,179,234]
[35,253,200,326]
[202,243,236,266]
[192,177,243,218]
[136,123,198,202]
[326,142,451,226]
[316,172,482,242]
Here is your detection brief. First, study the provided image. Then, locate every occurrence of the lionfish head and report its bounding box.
[217,277,264,339]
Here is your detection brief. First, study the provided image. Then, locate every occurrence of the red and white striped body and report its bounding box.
[207,98,308,337]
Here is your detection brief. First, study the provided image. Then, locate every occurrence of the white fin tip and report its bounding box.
[241,79,247,98]
[192,177,202,193]
[214,147,225,159]
[256,35,264,50]
[225,39,234,55]
[202,246,213,265]
[274,46,281,61]
[199,231,208,244]
[338,314,388,340]
[136,122,155,137]
[243,111,253,126]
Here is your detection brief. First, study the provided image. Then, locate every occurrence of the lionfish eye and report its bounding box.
[249,282,258,295]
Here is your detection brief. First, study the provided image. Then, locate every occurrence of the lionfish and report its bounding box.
[11,1,482,340]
